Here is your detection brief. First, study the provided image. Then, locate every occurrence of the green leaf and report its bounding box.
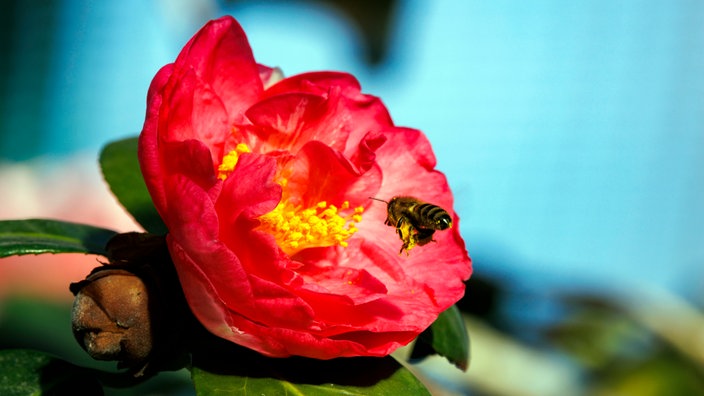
[191,347,430,396]
[410,305,470,371]
[100,137,167,234]
[0,349,103,395]
[0,219,117,258]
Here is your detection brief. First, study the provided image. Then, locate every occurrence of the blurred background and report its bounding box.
[1,0,703,394]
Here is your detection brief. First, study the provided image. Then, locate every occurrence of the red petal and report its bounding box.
[173,16,262,125]
[139,64,174,214]
[297,265,387,305]
[285,141,381,208]
[215,153,317,328]
[244,92,336,152]
[245,274,315,329]
[162,69,230,163]
[350,131,387,173]
[200,302,417,358]
[216,152,281,225]
[262,71,362,98]
[262,71,394,158]
[161,139,219,196]
[165,174,254,306]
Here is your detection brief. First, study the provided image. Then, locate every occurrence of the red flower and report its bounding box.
[138,16,471,359]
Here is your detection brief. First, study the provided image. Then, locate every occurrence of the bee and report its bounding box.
[370,196,452,253]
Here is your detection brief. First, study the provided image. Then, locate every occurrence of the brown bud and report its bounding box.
[71,269,153,375]
[70,233,193,377]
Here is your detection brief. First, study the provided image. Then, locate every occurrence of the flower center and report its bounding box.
[218,143,364,255]
[217,143,251,180]
[258,200,364,256]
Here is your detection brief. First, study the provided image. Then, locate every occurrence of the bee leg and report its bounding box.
[415,228,436,247]
[396,217,416,254]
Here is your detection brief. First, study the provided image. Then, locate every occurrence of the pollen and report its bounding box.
[258,200,364,255]
[217,143,251,180]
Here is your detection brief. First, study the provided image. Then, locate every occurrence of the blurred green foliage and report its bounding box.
[454,273,704,396]
[0,297,193,395]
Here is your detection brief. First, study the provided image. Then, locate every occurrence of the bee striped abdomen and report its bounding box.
[414,203,452,230]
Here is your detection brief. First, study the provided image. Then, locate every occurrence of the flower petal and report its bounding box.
[263,71,394,158]
[165,174,253,308]
[350,131,387,174]
[160,68,230,164]
[285,141,381,208]
[298,265,387,305]
[173,16,262,125]
[139,64,174,213]
[216,152,281,225]
[244,92,335,152]
[263,71,362,99]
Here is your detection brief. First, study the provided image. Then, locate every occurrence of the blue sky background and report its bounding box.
[2,0,703,302]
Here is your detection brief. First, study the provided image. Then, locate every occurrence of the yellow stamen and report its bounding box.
[258,200,364,255]
[217,143,251,180]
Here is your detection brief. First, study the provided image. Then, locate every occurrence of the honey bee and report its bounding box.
[370,196,452,253]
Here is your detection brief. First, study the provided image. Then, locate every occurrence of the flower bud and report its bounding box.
[70,233,192,377]
[71,268,153,373]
